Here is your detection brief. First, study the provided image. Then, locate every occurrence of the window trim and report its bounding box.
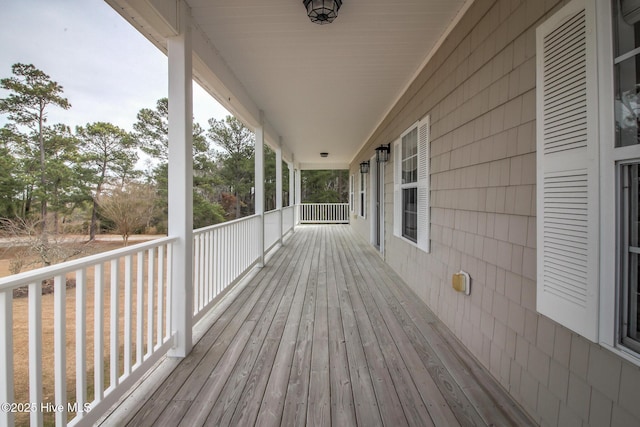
[393,117,430,252]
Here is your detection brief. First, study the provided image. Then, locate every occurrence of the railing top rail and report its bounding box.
[194,213,260,235]
[299,202,348,205]
[0,235,178,291]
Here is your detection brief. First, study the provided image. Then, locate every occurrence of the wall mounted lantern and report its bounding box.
[303,0,343,25]
[375,143,391,163]
[359,161,370,174]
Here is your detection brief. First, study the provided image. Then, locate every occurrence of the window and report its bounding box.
[359,171,366,218]
[536,0,640,362]
[350,174,355,212]
[614,0,640,354]
[393,116,430,252]
[401,127,418,242]
[621,163,640,352]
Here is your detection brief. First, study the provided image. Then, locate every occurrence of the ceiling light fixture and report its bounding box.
[303,0,343,25]
[320,152,329,157]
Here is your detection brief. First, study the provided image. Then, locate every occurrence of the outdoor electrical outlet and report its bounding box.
[452,271,471,295]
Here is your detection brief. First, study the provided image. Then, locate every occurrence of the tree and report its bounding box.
[133,98,225,229]
[41,124,89,234]
[0,125,26,218]
[133,97,208,161]
[0,63,71,236]
[301,170,348,203]
[207,116,255,218]
[76,122,138,240]
[99,182,157,245]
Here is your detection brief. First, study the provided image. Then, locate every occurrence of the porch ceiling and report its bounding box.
[107,0,469,168]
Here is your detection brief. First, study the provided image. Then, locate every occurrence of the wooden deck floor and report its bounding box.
[121,225,534,427]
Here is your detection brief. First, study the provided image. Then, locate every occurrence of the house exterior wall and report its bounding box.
[350,0,640,426]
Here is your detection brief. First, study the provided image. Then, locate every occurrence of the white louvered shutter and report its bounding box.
[417,116,430,253]
[536,0,599,342]
[393,139,402,237]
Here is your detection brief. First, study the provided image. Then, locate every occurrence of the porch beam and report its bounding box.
[255,112,265,267]
[167,0,193,358]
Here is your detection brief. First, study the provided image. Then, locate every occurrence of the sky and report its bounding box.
[0,0,230,132]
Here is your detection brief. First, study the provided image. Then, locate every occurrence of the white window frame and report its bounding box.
[400,126,418,243]
[599,0,640,364]
[393,116,430,253]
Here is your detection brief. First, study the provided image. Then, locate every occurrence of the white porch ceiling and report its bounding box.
[107,0,469,168]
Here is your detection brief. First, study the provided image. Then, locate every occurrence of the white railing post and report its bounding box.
[276,144,283,245]
[167,0,193,358]
[0,290,14,427]
[255,112,265,267]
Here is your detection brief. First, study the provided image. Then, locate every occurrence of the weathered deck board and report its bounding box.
[121,225,535,427]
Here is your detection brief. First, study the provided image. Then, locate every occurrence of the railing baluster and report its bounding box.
[208,231,214,305]
[157,245,164,349]
[124,256,133,376]
[28,279,42,427]
[94,263,104,402]
[110,259,120,389]
[166,243,172,341]
[0,289,14,427]
[136,251,144,367]
[76,269,87,420]
[203,232,209,308]
[193,234,199,314]
[147,248,155,357]
[54,274,66,426]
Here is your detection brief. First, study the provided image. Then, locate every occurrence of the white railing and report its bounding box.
[264,210,281,252]
[298,203,349,224]
[0,237,176,427]
[283,205,295,234]
[192,215,261,323]
[0,207,301,427]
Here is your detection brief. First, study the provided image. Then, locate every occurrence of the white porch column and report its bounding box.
[275,142,283,244]
[167,1,193,358]
[255,113,265,267]
[295,168,302,225]
[288,162,295,207]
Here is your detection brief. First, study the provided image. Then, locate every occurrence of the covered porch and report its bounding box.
[102,225,533,426]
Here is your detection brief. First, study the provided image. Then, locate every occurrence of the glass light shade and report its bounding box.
[376,144,391,163]
[303,0,343,24]
[359,161,370,174]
